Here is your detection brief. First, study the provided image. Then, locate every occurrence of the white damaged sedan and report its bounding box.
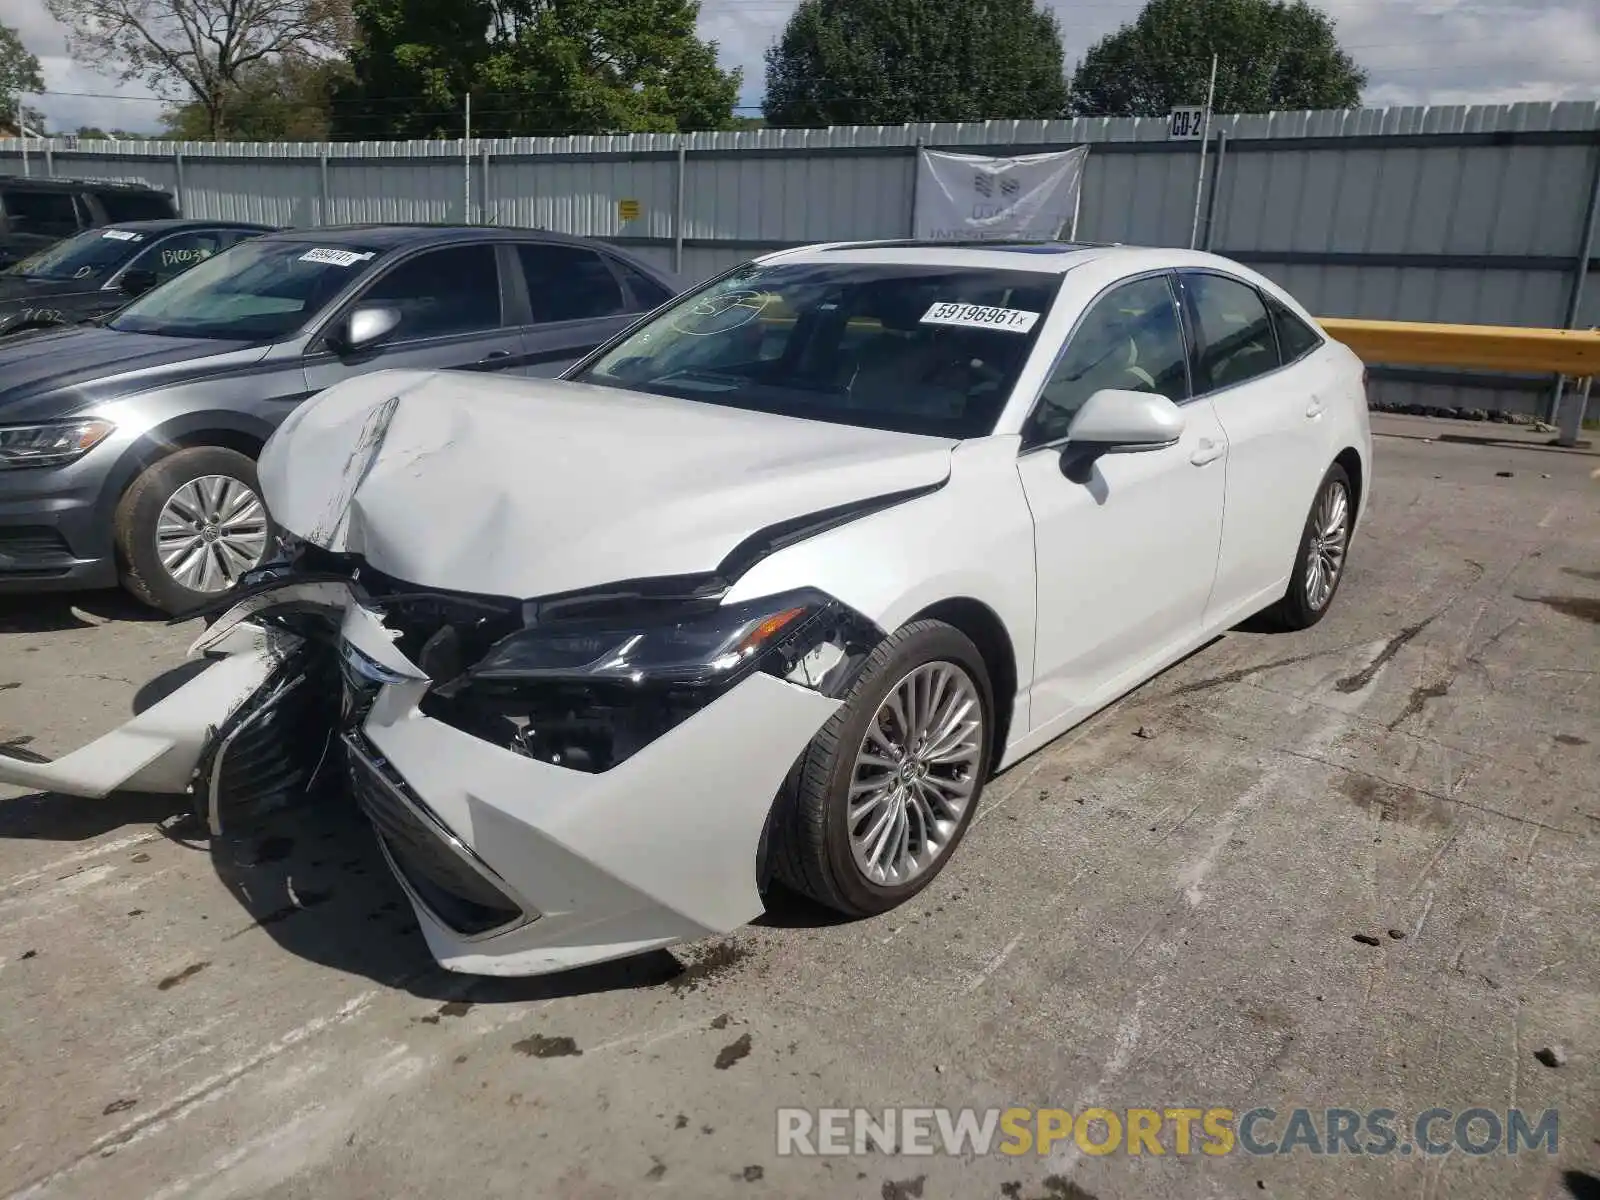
[0,241,1372,976]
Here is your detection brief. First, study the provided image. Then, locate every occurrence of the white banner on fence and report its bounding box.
[913,146,1090,242]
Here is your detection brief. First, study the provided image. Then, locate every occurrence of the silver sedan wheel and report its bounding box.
[847,661,985,888]
[1304,478,1350,611]
[155,474,270,594]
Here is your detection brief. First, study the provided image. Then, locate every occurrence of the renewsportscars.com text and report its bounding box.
[775,1106,1560,1158]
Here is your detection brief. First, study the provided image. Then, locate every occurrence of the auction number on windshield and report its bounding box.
[920,302,1040,333]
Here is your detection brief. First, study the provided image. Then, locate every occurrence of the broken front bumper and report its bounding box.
[0,584,841,976]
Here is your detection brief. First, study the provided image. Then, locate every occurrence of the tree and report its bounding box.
[763,0,1070,128]
[43,0,354,137]
[160,55,351,139]
[332,0,489,139]
[332,0,741,140]
[478,0,741,135]
[1,19,46,129]
[1069,0,1366,117]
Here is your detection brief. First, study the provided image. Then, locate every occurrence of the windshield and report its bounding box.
[572,261,1064,438]
[5,227,148,282]
[108,238,384,341]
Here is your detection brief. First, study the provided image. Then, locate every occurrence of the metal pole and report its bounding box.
[1189,52,1218,249]
[43,137,53,177]
[481,146,492,225]
[908,137,926,238]
[1068,157,1084,242]
[1549,139,1600,436]
[1202,130,1228,251]
[673,135,687,275]
[463,93,472,224]
[173,150,186,216]
[319,150,330,226]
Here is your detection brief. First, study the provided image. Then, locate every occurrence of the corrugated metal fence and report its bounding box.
[5,100,1599,415]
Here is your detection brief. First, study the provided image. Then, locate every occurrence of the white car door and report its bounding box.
[1178,271,1339,627]
[1017,272,1228,733]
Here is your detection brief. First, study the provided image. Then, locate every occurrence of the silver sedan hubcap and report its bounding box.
[1304,479,1350,610]
[156,474,269,593]
[848,661,984,887]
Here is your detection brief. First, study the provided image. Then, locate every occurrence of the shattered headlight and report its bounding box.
[0,419,114,469]
[473,590,830,687]
[428,589,881,773]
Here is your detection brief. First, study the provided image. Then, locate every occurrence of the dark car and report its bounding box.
[0,175,181,271]
[0,219,274,337]
[0,223,682,614]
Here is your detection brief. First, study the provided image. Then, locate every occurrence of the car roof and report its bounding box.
[754,239,1255,277]
[0,174,170,195]
[260,223,636,251]
[94,218,275,234]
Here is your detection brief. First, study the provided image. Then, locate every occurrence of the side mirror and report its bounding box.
[1059,389,1185,483]
[330,306,401,354]
[119,268,158,297]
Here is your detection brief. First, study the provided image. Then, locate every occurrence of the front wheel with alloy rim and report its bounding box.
[766,619,994,917]
[1269,462,1354,631]
[114,445,275,616]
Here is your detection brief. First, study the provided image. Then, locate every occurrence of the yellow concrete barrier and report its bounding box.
[1318,318,1600,378]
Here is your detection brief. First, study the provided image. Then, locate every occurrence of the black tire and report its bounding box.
[767,619,994,918]
[1267,462,1353,632]
[114,446,274,616]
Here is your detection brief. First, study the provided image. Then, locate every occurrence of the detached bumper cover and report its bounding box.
[0,627,298,797]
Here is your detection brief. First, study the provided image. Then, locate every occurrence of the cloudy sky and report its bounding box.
[9,0,1599,134]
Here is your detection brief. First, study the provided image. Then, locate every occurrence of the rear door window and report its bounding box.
[1,189,82,239]
[610,258,674,311]
[1182,272,1280,393]
[515,243,627,322]
[132,229,234,284]
[1267,294,1323,364]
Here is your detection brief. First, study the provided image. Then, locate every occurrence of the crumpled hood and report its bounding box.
[260,369,957,599]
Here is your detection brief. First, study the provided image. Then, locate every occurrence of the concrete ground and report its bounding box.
[1,417,1596,1200]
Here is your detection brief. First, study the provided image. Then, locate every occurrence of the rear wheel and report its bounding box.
[1267,463,1353,631]
[768,619,993,917]
[114,446,274,616]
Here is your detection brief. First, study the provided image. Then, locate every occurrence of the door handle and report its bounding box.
[1305,398,1326,419]
[1190,439,1225,467]
[477,349,512,364]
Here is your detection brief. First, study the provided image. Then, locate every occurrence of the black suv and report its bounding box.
[0,176,179,270]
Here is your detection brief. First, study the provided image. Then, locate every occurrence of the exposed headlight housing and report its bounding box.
[0,419,115,469]
[427,588,882,773]
[473,591,825,687]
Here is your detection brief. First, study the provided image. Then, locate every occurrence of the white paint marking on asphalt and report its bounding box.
[1049,995,1147,1175]
[964,932,1025,995]
[5,991,382,1200]
[0,831,160,897]
[1176,644,1389,908]
[144,1045,429,1200]
[1536,502,1561,528]
[0,863,121,919]
[1412,890,1436,941]
[588,1019,705,1056]
[1046,645,1394,1181]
